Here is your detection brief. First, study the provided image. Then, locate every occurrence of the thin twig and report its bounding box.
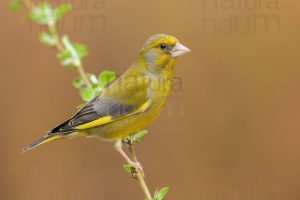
[22,0,92,88]
[76,63,92,87]
[128,142,152,200]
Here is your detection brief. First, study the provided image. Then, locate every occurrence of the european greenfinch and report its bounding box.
[23,34,190,173]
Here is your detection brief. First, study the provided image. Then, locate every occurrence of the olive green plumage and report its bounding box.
[23,34,190,153]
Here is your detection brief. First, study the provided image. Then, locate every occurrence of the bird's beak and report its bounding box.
[171,42,191,57]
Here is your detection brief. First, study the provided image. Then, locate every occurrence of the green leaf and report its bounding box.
[57,51,73,66]
[80,87,95,102]
[29,3,55,25]
[74,43,88,60]
[122,164,134,173]
[157,187,169,200]
[61,35,80,65]
[72,77,84,89]
[153,187,169,200]
[87,73,98,85]
[39,32,56,46]
[53,4,72,21]
[133,130,148,143]
[57,35,88,67]
[10,0,22,12]
[98,70,116,86]
[29,3,71,24]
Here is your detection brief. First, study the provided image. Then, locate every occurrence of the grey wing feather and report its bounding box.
[48,96,136,134]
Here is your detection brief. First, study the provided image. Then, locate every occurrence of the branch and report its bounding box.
[128,141,152,200]
[22,0,92,88]
[47,22,92,88]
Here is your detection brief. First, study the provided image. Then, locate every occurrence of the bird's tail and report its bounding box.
[22,134,62,153]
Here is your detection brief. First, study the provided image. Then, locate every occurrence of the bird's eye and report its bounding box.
[160,43,167,50]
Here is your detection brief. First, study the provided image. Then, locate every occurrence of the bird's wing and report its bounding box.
[49,69,150,134]
[48,96,150,134]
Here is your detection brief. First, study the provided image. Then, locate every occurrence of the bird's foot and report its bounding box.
[114,139,145,177]
[128,160,144,177]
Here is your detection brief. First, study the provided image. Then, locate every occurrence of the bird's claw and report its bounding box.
[130,161,144,177]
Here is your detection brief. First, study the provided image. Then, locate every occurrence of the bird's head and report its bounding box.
[137,34,191,73]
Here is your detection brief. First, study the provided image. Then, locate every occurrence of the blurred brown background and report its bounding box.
[1,0,300,199]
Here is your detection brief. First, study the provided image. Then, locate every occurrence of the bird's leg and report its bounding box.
[114,140,144,176]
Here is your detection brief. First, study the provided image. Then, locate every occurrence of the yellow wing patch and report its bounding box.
[75,99,151,130]
[133,99,151,114]
[76,116,112,130]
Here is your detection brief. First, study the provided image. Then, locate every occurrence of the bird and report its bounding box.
[23,34,191,174]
